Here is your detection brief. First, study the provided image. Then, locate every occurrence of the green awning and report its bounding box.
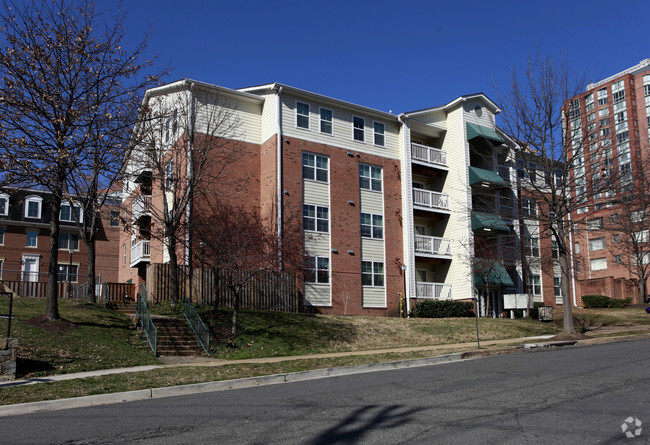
[466,122,505,144]
[471,212,510,232]
[468,166,507,187]
[474,262,515,287]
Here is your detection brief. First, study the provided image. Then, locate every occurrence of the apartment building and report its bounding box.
[565,59,650,303]
[0,188,121,287]
[120,79,560,316]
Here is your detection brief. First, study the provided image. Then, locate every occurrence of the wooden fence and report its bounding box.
[0,280,69,298]
[104,282,136,304]
[146,263,300,313]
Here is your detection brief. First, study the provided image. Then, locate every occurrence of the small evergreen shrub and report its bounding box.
[582,295,631,308]
[530,302,545,320]
[412,300,474,318]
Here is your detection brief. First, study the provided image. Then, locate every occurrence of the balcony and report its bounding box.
[411,143,447,169]
[414,235,452,257]
[416,282,453,300]
[132,195,152,221]
[413,189,450,212]
[130,240,151,267]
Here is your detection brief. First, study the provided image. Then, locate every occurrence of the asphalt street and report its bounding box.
[2,339,650,444]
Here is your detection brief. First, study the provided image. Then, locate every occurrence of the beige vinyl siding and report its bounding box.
[359,190,383,214]
[462,99,496,127]
[280,94,400,160]
[304,283,331,306]
[260,93,277,143]
[363,286,386,308]
[361,238,384,259]
[441,107,474,300]
[304,233,330,255]
[303,181,330,206]
[194,94,262,144]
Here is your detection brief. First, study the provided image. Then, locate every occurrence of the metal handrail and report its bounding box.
[182,296,210,354]
[136,289,157,356]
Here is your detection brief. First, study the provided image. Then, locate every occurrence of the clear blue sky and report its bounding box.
[99,0,648,113]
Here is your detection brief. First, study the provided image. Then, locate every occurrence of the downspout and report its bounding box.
[567,212,577,306]
[398,115,413,316]
[185,82,195,268]
[275,85,284,268]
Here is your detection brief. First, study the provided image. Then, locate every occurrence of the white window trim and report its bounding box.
[319,107,333,135]
[24,195,42,219]
[352,116,365,143]
[302,152,329,184]
[26,229,38,248]
[60,200,84,224]
[359,164,383,192]
[296,101,310,130]
[302,204,329,234]
[0,193,8,216]
[373,121,385,147]
[360,212,384,239]
[59,232,80,251]
[57,263,80,283]
[362,260,385,288]
[590,257,608,271]
[306,255,330,284]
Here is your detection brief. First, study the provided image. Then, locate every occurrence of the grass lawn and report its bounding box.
[0,297,159,378]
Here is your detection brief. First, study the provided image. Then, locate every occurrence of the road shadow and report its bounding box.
[309,404,425,444]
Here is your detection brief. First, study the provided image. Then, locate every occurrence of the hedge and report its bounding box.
[412,300,474,318]
[582,295,631,308]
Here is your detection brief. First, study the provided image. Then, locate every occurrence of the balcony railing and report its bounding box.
[132,195,152,221]
[414,235,452,256]
[130,240,151,267]
[413,189,450,211]
[416,282,453,300]
[411,143,447,167]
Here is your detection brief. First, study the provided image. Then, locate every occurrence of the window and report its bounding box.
[110,210,120,227]
[522,198,537,217]
[359,164,382,191]
[568,99,580,120]
[597,88,608,106]
[590,257,607,271]
[302,204,329,233]
[589,238,605,251]
[633,230,650,243]
[305,256,329,284]
[165,159,174,189]
[302,153,329,183]
[0,258,3,279]
[24,195,42,219]
[26,230,38,247]
[320,108,332,134]
[552,239,559,259]
[373,122,385,146]
[585,94,594,111]
[599,118,610,128]
[360,213,383,239]
[0,227,4,245]
[59,233,80,251]
[528,274,541,296]
[296,102,309,129]
[0,193,8,216]
[613,234,620,243]
[122,244,127,266]
[57,264,78,283]
[362,261,384,287]
[575,243,580,254]
[587,112,595,122]
[525,237,540,257]
[598,108,609,117]
[554,277,562,298]
[60,202,83,223]
[587,217,603,231]
[614,255,622,264]
[353,116,365,142]
[576,262,582,273]
[613,90,625,105]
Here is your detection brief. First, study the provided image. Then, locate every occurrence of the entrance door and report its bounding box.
[22,255,40,282]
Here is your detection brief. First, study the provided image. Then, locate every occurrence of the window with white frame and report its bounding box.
[552,238,559,259]
[302,153,329,183]
[360,213,383,239]
[597,88,608,106]
[585,93,594,111]
[24,195,42,219]
[353,116,365,142]
[633,230,650,243]
[589,238,605,251]
[172,108,178,135]
[631,210,644,223]
[0,193,8,216]
[296,102,310,129]
[361,261,384,287]
[521,197,537,217]
[0,258,3,279]
[57,264,78,283]
[359,164,382,191]
[373,122,385,146]
[122,244,127,266]
[305,256,329,284]
[110,210,120,227]
[554,276,562,297]
[568,99,580,120]
[60,202,83,223]
[590,257,607,271]
[528,274,541,295]
[59,233,80,251]
[524,237,540,257]
[587,217,603,231]
[302,204,329,233]
[0,227,4,245]
[26,230,38,247]
[165,159,174,189]
[319,108,332,134]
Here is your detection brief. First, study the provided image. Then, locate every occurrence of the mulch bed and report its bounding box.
[23,316,76,335]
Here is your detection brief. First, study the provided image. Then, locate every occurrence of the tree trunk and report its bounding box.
[559,250,575,333]
[231,288,239,338]
[639,277,647,304]
[87,239,96,304]
[45,193,62,321]
[168,235,179,305]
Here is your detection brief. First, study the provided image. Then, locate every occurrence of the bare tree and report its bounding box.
[0,0,160,318]
[128,83,244,305]
[497,53,588,333]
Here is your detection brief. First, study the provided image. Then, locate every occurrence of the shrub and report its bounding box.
[582,295,631,308]
[412,300,474,318]
[530,302,545,320]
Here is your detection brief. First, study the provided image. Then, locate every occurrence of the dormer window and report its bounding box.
[24,195,42,219]
[0,193,8,216]
[60,201,83,223]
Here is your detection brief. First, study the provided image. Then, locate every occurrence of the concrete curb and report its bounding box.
[0,353,462,417]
